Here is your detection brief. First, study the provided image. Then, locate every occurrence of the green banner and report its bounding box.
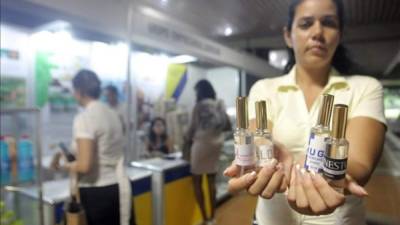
[35,51,57,107]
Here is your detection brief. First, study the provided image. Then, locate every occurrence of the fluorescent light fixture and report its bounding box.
[140,6,165,20]
[53,30,72,42]
[224,27,233,36]
[169,55,197,64]
[36,20,71,32]
[30,30,73,52]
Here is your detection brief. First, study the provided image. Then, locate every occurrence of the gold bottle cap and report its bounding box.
[332,104,348,139]
[318,94,334,127]
[255,101,267,129]
[236,97,248,129]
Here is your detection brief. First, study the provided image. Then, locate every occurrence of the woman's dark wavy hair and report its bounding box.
[284,0,353,75]
[148,117,168,146]
[72,69,102,99]
[194,79,216,103]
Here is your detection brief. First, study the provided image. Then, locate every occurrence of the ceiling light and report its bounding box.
[169,55,197,64]
[36,20,71,32]
[224,27,233,36]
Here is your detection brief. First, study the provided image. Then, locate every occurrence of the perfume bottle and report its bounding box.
[234,97,255,176]
[323,104,349,193]
[254,101,274,168]
[304,94,334,173]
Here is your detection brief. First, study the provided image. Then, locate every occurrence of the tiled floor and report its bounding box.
[364,174,400,225]
[215,192,257,225]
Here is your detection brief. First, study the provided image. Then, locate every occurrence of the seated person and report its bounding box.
[145,117,173,157]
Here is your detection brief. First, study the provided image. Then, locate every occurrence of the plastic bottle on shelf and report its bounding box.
[4,135,17,183]
[17,135,35,182]
[0,136,11,185]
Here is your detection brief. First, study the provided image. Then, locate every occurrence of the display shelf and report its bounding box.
[0,108,44,225]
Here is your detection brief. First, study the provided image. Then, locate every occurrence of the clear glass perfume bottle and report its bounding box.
[234,97,255,176]
[304,94,334,173]
[324,104,349,193]
[253,101,274,168]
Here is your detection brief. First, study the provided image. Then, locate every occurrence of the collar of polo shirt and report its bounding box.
[277,66,349,93]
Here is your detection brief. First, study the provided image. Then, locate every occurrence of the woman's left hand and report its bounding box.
[50,152,63,170]
[50,152,71,171]
[287,164,369,215]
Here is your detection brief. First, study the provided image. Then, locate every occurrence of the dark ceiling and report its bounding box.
[141,0,400,78]
[139,0,400,39]
[1,0,400,78]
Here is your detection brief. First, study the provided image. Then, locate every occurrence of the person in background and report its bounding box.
[145,117,174,157]
[122,82,151,130]
[224,0,386,224]
[51,69,134,225]
[187,79,231,225]
[104,84,129,133]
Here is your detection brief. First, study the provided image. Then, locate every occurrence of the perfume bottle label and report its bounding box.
[258,144,274,165]
[323,156,347,180]
[304,133,328,173]
[235,144,255,166]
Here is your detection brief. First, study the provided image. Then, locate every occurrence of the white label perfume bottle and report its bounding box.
[234,97,255,176]
[304,94,334,173]
[254,131,273,166]
[254,101,274,167]
[234,129,255,166]
[304,127,330,173]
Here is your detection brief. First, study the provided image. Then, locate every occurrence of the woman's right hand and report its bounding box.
[223,142,293,199]
[286,165,368,215]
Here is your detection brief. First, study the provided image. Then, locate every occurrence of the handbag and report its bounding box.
[65,173,87,225]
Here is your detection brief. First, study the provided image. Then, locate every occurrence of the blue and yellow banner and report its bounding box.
[165,64,187,100]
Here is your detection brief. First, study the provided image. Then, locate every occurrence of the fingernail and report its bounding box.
[295,164,300,171]
[304,170,313,181]
[267,158,278,169]
[290,167,296,185]
[276,162,283,171]
[357,186,369,196]
[295,166,300,176]
[290,173,295,185]
[310,170,316,178]
[223,168,229,176]
[299,168,306,178]
[246,171,257,182]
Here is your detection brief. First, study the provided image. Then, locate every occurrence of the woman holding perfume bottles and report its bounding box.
[224,0,386,224]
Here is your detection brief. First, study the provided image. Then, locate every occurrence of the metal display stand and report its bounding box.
[11,167,152,225]
[0,108,44,225]
[14,179,68,225]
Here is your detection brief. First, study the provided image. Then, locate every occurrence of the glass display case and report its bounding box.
[0,108,44,225]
